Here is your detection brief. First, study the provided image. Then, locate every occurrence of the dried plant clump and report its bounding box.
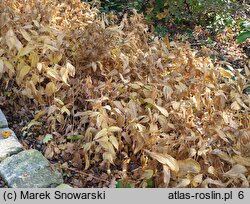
[0,0,250,187]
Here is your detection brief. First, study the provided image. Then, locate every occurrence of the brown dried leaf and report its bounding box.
[72,152,83,170]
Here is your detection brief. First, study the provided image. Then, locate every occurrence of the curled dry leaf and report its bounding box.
[223,164,248,178]
[207,166,216,175]
[192,174,203,187]
[108,126,122,132]
[201,178,226,188]
[232,155,250,167]
[19,28,31,42]
[44,144,54,160]
[154,104,169,117]
[72,152,83,170]
[175,178,191,188]
[94,128,108,140]
[144,150,179,172]
[177,158,201,177]
[163,165,170,187]
[66,62,75,77]
[5,28,22,51]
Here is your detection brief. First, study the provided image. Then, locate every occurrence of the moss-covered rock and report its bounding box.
[0,149,63,188]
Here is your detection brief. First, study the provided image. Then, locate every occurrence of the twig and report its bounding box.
[64,166,109,182]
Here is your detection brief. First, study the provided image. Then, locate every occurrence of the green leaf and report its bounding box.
[237,31,250,43]
[116,180,123,188]
[67,134,82,141]
[115,180,132,188]
[147,179,154,188]
[43,134,53,144]
[125,183,132,188]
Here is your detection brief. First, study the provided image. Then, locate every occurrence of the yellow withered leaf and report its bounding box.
[231,101,241,110]
[32,20,40,28]
[18,44,35,57]
[192,174,203,187]
[175,178,191,188]
[164,35,171,49]
[235,97,250,111]
[128,83,141,89]
[53,52,63,64]
[212,149,235,164]
[84,154,90,170]
[177,158,201,177]
[37,63,43,73]
[94,128,108,140]
[244,65,250,76]
[145,150,179,172]
[201,178,226,188]
[5,28,23,51]
[17,65,31,84]
[219,68,234,78]
[29,52,39,67]
[47,69,61,80]
[163,165,170,186]
[215,128,229,143]
[45,82,56,97]
[60,67,69,85]
[154,104,169,117]
[109,135,119,150]
[163,85,173,100]
[102,152,114,164]
[157,9,169,20]
[108,126,122,132]
[19,27,31,41]
[208,166,216,175]
[31,73,39,85]
[1,131,12,139]
[142,169,154,180]
[223,164,247,178]
[233,155,250,167]
[34,110,46,120]
[4,60,13,70]
[61,106,70,116]
[26,120,42,130]
[66,62,75,77]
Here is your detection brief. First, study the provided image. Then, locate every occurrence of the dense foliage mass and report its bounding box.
[84,0,250,42]
[0,0,250,187]
[85,1,243,27]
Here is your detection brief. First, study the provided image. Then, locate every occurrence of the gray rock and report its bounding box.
[0,128,23,161]
[0,110,8,128]
[0,149,63,188]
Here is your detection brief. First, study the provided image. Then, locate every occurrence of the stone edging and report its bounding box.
[0,109,64,188]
